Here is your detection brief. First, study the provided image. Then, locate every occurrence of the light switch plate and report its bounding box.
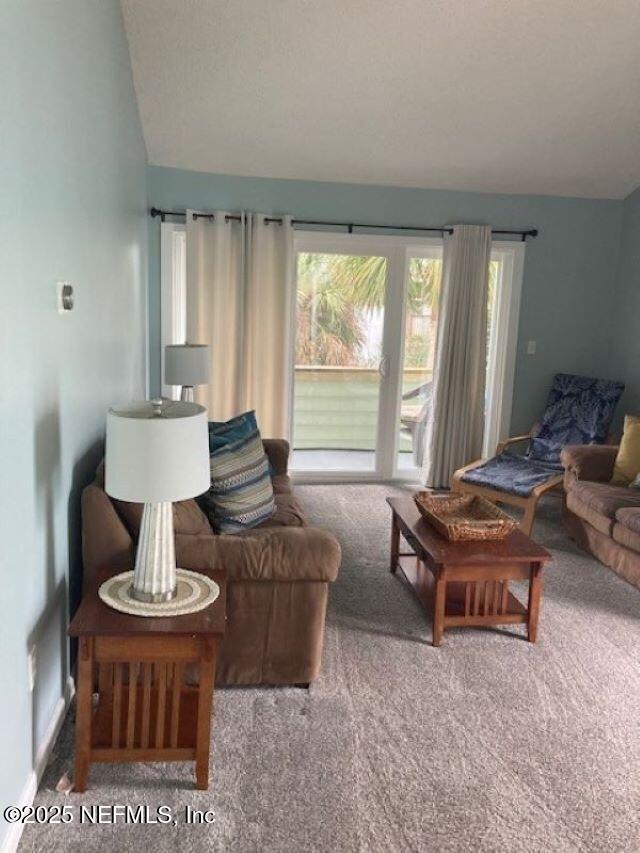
[527,340,536,355]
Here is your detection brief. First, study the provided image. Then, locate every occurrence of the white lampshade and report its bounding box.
[105,400,210,503]
[165,344,210,386]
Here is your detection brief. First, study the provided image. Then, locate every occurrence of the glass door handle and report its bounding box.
[378,355,389,378]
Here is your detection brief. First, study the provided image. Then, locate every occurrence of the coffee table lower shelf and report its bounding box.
[397,555,529,638]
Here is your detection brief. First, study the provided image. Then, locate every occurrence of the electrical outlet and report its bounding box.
[27,647,37,692]
[527,340,537,355]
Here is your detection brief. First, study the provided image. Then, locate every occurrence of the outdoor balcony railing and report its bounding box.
[293,365,431,451]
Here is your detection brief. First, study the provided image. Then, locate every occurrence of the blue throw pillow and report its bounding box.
[208,410,274,475]
[208,410,258,453]
[206,414,275,534]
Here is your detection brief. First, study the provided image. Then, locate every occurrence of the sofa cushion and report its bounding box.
[566,482,640,537]
[615,507,640,535]
[566,492,614,536]
[566,480,640,517]
[175,526,340,583]
[564,506,640,589]
[461,452,561,497]
[113,497,212,539]
[253,493,305,529]
[613,521,640,555]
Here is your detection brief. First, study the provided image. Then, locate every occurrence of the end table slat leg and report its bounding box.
[170,663,184,748]
[473,582,481,616]
[483,581,491,615]
[98,663,112,695]
[432,570,446,647]
[527,562,544,643]
[501,581,509,614]
[156,664,167,748]
[141,663,152,748]
[74,637,93,793]
[195,639,216,790]
[390,513,400,574]
[126,662,139,748]
[112,663,123,748]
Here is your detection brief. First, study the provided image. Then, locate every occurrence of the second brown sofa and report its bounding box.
[81,439,341,685]
[561,444,640,590]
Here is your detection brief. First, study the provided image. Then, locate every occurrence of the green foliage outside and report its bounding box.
[296,253,443,367]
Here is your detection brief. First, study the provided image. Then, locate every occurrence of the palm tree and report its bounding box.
[296,253,366,365]
[295,253,443,366]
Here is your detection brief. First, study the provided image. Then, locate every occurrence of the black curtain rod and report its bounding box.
[149,207,538,240]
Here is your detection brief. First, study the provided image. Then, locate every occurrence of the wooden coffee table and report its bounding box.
[387,497,551,646]
[68,566,226,791]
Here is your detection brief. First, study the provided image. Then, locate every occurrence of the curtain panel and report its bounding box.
[185,210,294,438]
[424,224,492,488]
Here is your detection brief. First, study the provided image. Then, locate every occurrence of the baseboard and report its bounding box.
[2,676,75,853]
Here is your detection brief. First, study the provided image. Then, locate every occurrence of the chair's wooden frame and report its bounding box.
[451,432,564,536]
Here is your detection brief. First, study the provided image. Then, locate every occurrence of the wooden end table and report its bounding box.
[68,566,226,792]
[387,497,551,646]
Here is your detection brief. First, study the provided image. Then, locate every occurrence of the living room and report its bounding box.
[4,1,640,851]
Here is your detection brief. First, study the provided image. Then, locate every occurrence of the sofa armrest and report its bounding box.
[560,444,618,485]
[176,526,340,583]
[81,484,134,591]
[175,533,222,571]
[262,438,289,476]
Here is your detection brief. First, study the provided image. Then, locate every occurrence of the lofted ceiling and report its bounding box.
[121,0,640,199]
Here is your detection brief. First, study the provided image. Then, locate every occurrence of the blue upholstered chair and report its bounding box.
[452,374,624,535]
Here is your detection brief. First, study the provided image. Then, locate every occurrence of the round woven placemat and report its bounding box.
[98,569,219,618]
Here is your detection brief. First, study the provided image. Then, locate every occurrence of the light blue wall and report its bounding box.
[609,185,640,420]
[1,1,147,841]
[147,166,623,433]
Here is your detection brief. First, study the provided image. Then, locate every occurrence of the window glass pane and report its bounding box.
[397,256,442,471]
[292,252,387,472]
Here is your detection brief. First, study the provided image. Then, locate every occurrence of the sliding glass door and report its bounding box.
[290,234,446,479]
[290,233,524,481]
[293,250,389,473]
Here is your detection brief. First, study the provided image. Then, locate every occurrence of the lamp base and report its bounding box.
[132,502,177,601]
[130,586,177,604]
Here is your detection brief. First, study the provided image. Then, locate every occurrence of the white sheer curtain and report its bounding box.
[424,224,492,488]
[185,210,294,438]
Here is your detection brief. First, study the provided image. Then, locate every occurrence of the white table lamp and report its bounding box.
[165,344,210,401]
[105,399,210,603]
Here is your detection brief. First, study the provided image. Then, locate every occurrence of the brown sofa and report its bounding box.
[81,439,341,686]
[561,444,640,589]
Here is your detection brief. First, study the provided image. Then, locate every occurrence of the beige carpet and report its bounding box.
[19,486,640,852]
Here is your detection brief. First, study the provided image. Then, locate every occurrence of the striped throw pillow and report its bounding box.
[206,427,275,533]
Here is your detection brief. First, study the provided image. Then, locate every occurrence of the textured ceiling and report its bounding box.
[122,0,640,198]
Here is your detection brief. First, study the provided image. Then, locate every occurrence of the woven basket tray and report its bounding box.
[413,492,517,541]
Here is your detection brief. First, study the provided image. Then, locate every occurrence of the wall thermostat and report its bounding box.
[56,281,74,313]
